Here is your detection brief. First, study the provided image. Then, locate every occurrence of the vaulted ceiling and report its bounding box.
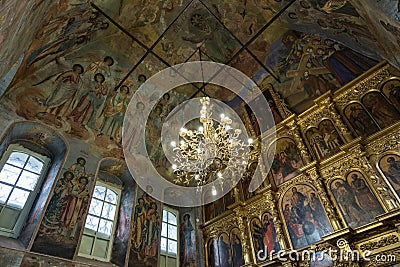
[1,0,400,159]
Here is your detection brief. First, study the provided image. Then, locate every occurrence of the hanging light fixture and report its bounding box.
[170,97,257,189]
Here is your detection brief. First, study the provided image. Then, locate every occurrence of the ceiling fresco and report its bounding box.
[1,0,400,158]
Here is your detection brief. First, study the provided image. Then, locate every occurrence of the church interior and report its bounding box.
[1,0,400,266]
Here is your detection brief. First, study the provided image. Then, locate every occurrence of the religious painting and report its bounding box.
[230,228,245,267]
[242,86,283,137]
[330,171,384,228]
[343,102,379,137]
[309,251,334,267]
[223,184,236,208]
[32,157,93,259]
[111,183,135,267]
[180,211,196,267]
[214,195,226,218]
[361,91,400,129]
[241,161,258,200]
[379,154,400,198]
[203,188,216,222]
[381,78,400,112]
[282,185,332,249]
[266,137,304,186]
[261,28,379,113]
[250,212,281,263]
[129,186,161,267]
[218,233,231,267]
[144,91,188,180]
[305,119,344,161]
[208,238,219,267]
[204,202,214,222]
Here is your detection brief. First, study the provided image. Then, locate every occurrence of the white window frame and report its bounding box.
[0,144,50,238]
[160,207,179,267]
[78,181,122,262]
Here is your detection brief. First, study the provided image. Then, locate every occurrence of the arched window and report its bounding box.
[0,144,50,238]
[160,207,179,267]
[78,181,121,261]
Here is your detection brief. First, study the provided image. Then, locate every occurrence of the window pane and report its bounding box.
[161,222,168,237]
[93,238,109,259]
[85,214,100,232]
[89,199,103,216]
[167,257,177,266]
[93,185,106,200]
[0,206,20,230]
[79,235,94,256]
[25,156,44,174]
[98,219,113,237]
[168,224,177,240]
[168,240,177,254]
[168,211,177,225]
[16,171,39,190]
[0,164,22,185]
[163,209,168,222]
[7,152,28,168]
[105,189,117,204]
[0,183,12,203]
[101,203,116,220]
[161,237,167,252]
[7,188,30,208]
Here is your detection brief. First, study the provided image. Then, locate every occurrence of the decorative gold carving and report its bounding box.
[202,213,237,239]
[297,103,330,132]
[333,65,391,109]
[286,120,312,164]
[233,207,251,264]
[364,124,400,155]
[319,146,364,178]
[320,145,399,211]
[265,83,293,119]
[327,103,353,142]
[201,62,400,267]
[362,249,400,267]
[358,234,399,251]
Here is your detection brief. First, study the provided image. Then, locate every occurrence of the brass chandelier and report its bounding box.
[170,97,256,193]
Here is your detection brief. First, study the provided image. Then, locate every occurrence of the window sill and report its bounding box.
[75,256,119,267]
[0,235,25,250]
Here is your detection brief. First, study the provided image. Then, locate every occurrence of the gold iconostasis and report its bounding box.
[201,62,400,267]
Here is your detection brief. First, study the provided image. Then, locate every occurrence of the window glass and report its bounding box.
[0,146,49,238]
[7,152,28,168]
[79,183,120,261]
[160,208,179,263]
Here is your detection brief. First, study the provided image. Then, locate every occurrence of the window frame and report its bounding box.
[78,180,122,262]
[0,144,50,238]
[160,206,179,267]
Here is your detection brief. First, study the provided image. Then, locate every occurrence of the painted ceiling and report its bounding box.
[1,0,400,160]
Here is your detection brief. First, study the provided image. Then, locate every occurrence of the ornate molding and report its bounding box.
[202,213,237,239]
[333,66,391,109]
[364,125,400,155]
[319,146,364,179]
[297,104,331,132]
[358,234,399,252]
[245,191,274,217]
[286,120,312,164]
